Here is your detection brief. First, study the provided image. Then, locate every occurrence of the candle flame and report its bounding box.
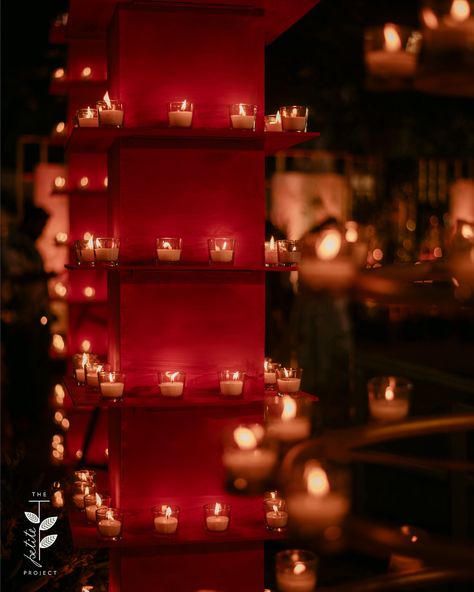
[81,353,89,367]
[422,7,439,29]
[232,371,240,380]
[108,372,114,382]
[233,426,257,450]
[384,24,402,52]
[167,371,180,382]
[86,106,93,118]
[103,91,112,109]
[306,464,330,497]
[317,229,342,260]
[283,367,290,378]
[461,223,474,239]
[96,493,102,507]
[162,240,172,249]
[106,509,113,520]
[293,562,306,575]
[180,100,188,111]
[451,0,470,22]
[165,506,172,519]
[272,504,279,513]
[84,486,90,496]
[270,235,275,249]
[291,107,298,117]
[239,104,245,116]
[275,111,281,123]
[86,237,94,249]
[264,359,271,372]
[281,395,297,421]
[385,387,395,401]
[345,222,358,243]
[214,502,222,516]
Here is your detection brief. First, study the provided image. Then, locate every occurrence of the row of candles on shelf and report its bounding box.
[73,236,304,266]
[75,93,309,132]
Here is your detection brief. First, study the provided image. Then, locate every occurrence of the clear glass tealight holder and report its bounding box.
[94,237,120,266]
[368,376,412,423]
[208,238,235,264]
[84,493,112,524]
[276,549,318,592]
[85,362,110,390]
[280,106,309,132]
[96,507,124,541]
[275,367,303,393]
[264,113,282,132]
[167,101,193,128]
[158,371,186,398]
[265,239,279,266]
[156,237,182,262]
[264,360,280,390]
[263,498,288,532]
[74,239,95,266]
[98,371,125,401]
[277,239,302,266]
[222,423,277,493]
[71,481,96,510]
[75,108,99,128]
[218,370,245,397]
[264,394,312,443]
[152,504,180,534]
[203,502,231,532]
[96,99,124,128]
[229,103,257,131]
[72,353,99,384]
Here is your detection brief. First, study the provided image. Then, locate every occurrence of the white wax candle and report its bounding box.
[276,571,316,592]
[100,382,124,398]
[168,111,192,127]
[97,518,122,537]
[99,110,124,127]
[206,515,229,532]
[230,114,255,130]
[86,372,99,387]
[154,516,178,534]
[266,510,288,528]
[85,504,99,522]
[265,250,279,265]
[94,248,119,262]
[369,399,409,422]
[75,368,85,382]
[78,117,98,128]
[72,493,86,509]
[365,51,416,77]
[266,418,311,442]
[278,251,301,265]
[159,382,184,397]
[287,491,349,534]
[157,249,181,262]
[222,448,276,480]
[277,378,301,393]
[79,250,95,263]
[282,116,307,132]
[264,371,277,384]
[220,380,243,396]
[210,250,233,263]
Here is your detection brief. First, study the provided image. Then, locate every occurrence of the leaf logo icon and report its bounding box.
[39,534,57,549]
[40,517,58,531]
[24,512,40,524]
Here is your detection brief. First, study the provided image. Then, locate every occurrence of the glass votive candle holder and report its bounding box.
[167,100,193,128]
[265,237,279,266]
[208,238,235,264]
[94,237,120,265]
[203,502,231,532]
[277,240,302,266]
[264,394,311,443]
[280,106,309,132]
[84,492,112,524]
[263,498,288,532]
[158,371,186,398]
[364,24,421,78]
[96,507,124,541]
[152,504,180,534]
[74,239,95,266]
[96,98,124,127]
[85,362,110,390]
[275,549,318,592]
[75,107,99,128]
[388,525,427,573]
[229,103,257,130]
[74,468,96,483]
[264,113,282,132]
[368,376,412,423]
[276,367,303,393]
[264,490,282,503]
[219,370,245,397]
[73,353,99,384]
[98,371,125,401]
[222,424,277,493]
[71,482,96,510]
[156,237,182,262]
[264,359,280,390]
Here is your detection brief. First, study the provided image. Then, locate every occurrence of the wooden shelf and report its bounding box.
[69,494,284,550]
[66,262,298,272]
[66,127,320,154]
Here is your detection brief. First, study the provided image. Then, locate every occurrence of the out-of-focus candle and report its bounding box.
[368,376,411,423]
[265,395,311,443]
[276,550,318,592]
[365,24,420,78]
[222,425,276,481]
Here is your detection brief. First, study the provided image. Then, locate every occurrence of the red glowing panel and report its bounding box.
[67,39,107,81]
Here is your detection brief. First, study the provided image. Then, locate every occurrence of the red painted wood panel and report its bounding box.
[67,38,107,82]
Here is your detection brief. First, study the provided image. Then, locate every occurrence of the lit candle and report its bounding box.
[280,106,308,132]
[264,359,277,386]
[264,112,282,132]
[85,493,108,523]
[168,100,193,128]
[72,484,92,509]
[422,0,474,53]
[97,509,122,538]
[222,426,276,481]
[159,371,185,397]
[265,236,279,266]
[219,370,244,396]
[97,92,124,127]
[75,237,95,264]
[277,240,302,265]
[208,238,235,263]
[369,383,409,422]
[156,238,182,262]
[276,562,317,592]
[230,103,256,130]
[365,24,418,78]
[266,396,311,442]
[99,372,125,399]
[265,504,288,529]
[276,368,302,393]
[94,238,119,263]
[205,502,230,532]
[77,107,99,128]
[154,505,179,534]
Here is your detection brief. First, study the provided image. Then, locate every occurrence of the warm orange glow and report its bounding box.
[79,176,89,188]
[54,411,64,423]
[103,91,112,109]
[307,464,330,496]
[166,371,180,382]
[52,334,65,352]
[214,502,222,516]
[75,449,83,459]
[233,426,257,450]
[54,384,65,401]
[40,316,48,326]
[108,372,114,382]
[433,247,443,258]
[83,232,93,241]
[451,0,470,22]
[422,7,439,29]
[293,562,307,575]
[317,229,342,260]
[103,176,108,187]
[162,241,172,249]
[384,24,402,52]
[345,222,358,243]
[55,231,68,244]
[55,121,66,134]
[81,339,92,353]
[83,286,95,299]
[232,371,240,380]
[81,66,92,79]
[53,68,65,79]
[54,175,66,189]
[281,395,297,421]
[61,418,70,430]
[96,494,103,507]
[373,248,384,261]
[461,223,474,240]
